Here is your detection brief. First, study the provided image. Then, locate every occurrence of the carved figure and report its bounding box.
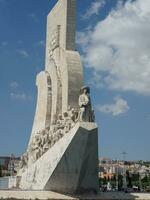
[20,152,28,169]
[21,106,81,167]
[78,86,94,122]
[70,108,78,123]
[57,114,65,130]
[63,112,71,133]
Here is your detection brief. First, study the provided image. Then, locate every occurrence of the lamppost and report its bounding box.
[9,154,14,177]
[121,151,127,192]
[139,172,142,192]
[116,159,119,191]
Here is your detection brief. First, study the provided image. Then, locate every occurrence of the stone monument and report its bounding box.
[16,0,99,195]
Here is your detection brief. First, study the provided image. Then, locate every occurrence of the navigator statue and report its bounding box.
[79,86,95,122]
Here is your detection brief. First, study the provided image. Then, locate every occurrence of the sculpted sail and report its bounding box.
[15,0,99,195]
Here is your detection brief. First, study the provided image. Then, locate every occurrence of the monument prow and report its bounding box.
[16,0,99,195]
[20,122,99,194]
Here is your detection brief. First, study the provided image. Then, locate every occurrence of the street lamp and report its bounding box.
[9,154,14,177]
[116,159,119,191]
[139,172,142,192]
[121,151,127,192]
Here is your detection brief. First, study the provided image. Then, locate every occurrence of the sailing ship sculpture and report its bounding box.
[15,0,99,195]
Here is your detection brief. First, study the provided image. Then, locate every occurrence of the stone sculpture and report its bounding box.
[19,152,28,169]
[78,86,94,122]
[16,0,99,195]
[20,107,79,167]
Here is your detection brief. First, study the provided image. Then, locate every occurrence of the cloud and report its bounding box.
[10,81,19,89]
[97,97,130,116]
[17,49,29,58]
[0,0,9,5]
[10,81,32,101]
[10,92,32,101]
[1,41,8,46]
[36,40,45,47]
[17,40,23,45]
[28,13,39,22]
[88,71,104,88]
[82,0,105,19]
[78,0,150,95]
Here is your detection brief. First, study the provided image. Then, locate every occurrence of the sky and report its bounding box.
[0,0,150,161]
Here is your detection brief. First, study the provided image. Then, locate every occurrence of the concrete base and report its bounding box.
[0,191,150,200]
[0,190,76,200]
[20,122,99,195]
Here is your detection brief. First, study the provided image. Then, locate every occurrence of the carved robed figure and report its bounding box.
[79,86,95,122]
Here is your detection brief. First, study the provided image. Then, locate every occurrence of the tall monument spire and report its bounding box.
[28,0,83,146]
[18,0,99,195]
[46,0,76,53]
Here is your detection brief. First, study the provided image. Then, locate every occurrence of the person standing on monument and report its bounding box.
[78,86,94,122]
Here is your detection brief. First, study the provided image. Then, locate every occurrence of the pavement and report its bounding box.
[0,190,76,200]
[0,191,150,200]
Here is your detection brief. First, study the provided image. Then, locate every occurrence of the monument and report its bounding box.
[15,0,99,195]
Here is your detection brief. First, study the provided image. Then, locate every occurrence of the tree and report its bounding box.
[0,165,2,177]
[99,177,103,187]
[103,177,107,185]
[118,174,123,191]
[131,173,140,187]
[110,175,116,189]
[142,175,150,189]
[126,170,132,188]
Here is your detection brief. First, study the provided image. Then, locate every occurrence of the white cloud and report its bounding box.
[17,49,29,58]
[78,0,150,95]
[10,81,19,89]
[82,0,105,19]
[88,71,104,88]
[28,13,39,22]
[17,40,23,45]
[1,41,8,46]
[36,40,45,47]
[10,92,32,101]
[97,97,130,116]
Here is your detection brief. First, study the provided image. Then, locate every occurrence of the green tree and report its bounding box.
[131,173,140,187]
[0,165,2,177]
[142,175,150,189]
[103,177,107,185]
[126,170,132,188]
[118,174,123,191]
[110,175,116,189]
[99,177,103,187]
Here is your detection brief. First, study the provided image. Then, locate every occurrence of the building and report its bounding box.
[0,156,20,177]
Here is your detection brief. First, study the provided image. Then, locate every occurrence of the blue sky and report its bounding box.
[0,0,150,161]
